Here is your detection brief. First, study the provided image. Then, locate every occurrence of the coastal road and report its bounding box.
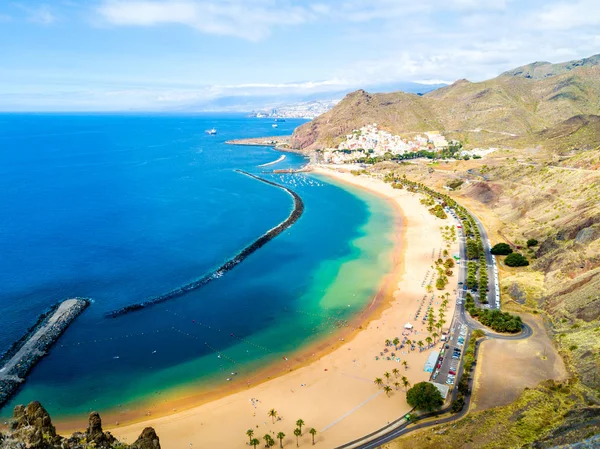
[337,202,530,449]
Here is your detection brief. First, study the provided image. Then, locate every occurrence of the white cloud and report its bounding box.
[97,0,316,41]
[535,0,600,30]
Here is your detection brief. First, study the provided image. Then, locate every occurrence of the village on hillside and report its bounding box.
[319,124,496,164]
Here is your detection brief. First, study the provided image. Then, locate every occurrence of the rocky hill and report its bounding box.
[291,55,600,153]
[500,54,600,80]
[0,402,160,449]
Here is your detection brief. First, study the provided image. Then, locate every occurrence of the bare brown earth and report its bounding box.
[471,314,567,412]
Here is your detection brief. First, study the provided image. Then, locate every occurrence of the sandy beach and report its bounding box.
[100,166,459,449]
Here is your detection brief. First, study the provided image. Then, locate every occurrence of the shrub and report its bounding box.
[491,243,513,255]
[527,239,539,247]
[505,253,530,267]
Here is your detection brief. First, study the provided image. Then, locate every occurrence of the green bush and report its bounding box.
[527,239,539,247]
[406,382,444,411]
[505,253,530,267]
[491,243,513,255]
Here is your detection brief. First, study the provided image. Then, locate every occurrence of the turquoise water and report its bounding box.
[0,114,396,419]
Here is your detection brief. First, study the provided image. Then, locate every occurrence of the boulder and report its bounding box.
[575,226,596,244]
[131,427,160,449]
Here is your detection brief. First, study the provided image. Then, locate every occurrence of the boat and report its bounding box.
[205,128,217,135]
[272,124,278,128]
[274,118,286,122]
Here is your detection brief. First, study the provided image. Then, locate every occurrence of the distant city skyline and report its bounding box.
[1,0,599,111]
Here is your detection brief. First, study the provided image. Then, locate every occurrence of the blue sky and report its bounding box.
[1,0,599,111]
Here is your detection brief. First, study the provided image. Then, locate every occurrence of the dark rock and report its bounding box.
[131,428,160,449]
[86,412,103,440]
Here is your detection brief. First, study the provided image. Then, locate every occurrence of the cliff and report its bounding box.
[0,402,160,449]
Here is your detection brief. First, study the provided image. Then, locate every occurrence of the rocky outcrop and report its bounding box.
[0,402,159,449]
[131,428,160,449]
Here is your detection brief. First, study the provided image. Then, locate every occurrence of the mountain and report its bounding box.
[291,55,600,152]
[500,54,600,80]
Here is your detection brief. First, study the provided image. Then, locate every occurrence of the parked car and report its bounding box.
[448,369,457,375]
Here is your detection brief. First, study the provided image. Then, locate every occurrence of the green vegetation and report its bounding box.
[429,204,448,219]
[491,243,513,255]
[406,382,444,411]
[446,178,464,190]
[505,253,530,267]
[465,294,522,332]
[526,238,539,247]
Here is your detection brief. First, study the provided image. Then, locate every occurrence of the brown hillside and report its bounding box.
[292,63,600,153]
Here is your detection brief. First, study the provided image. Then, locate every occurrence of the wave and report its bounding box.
[258,155,286,167]
[106,170,304,318]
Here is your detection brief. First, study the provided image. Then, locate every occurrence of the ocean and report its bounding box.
[0,114,396,420]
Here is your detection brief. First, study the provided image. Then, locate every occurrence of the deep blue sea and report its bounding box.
[0,114,395,421]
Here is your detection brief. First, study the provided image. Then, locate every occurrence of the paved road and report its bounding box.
[338,203,531,449]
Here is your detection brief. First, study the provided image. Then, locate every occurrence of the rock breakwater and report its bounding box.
[0,298,89,410]
[106,170,304,318]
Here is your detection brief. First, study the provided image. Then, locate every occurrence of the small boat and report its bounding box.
[272,124,278,128]
[152,350,157,354]
[205,128,217,135]
[274,119,286,122]
[113,356,120,359]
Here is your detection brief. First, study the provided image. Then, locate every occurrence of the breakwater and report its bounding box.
[258,155,286,167]
[106,170,304,318]
[0,298,89,410]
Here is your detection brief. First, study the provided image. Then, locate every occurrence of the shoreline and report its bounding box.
[56,165,459,449]
[54,170,406,433]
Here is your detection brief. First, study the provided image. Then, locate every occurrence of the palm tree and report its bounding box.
[405,339,412,346]
[402,360,408,370]
[374,377,383,388]
[393,337,400,347]
[393,381,400,391]
[250,438,260,449]
[383,385,392,397]
[247,429,254,445]
[309,428,317,445]
[417,340,424,350]
[265,434,274,448]
[268,408,278,423]
[296,419,305,435]
[426,336,433,346]
[392,368,400,378]
[294,428,301,447]
[402,376,410,391]
[277,432,286,448]
[432,332,439,343]
[384,371,391,383]
[385,339,391,346]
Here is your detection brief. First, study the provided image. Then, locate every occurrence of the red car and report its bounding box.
[448,369,457,375]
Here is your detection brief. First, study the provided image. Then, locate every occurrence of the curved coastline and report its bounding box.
[106,170,304,318]
[55,171,405,433]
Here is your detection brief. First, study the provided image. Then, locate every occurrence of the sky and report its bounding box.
[1,0,599,111]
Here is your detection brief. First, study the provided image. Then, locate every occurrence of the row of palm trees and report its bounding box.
[247,415,318,448]
[374,369,411,396]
